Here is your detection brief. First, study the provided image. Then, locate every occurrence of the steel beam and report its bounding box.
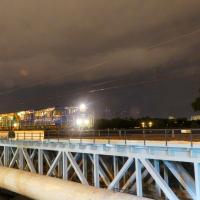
[19,148,24,170]
[38,149,43,175]
[164,165,169,185]
[108,158,133,190]
[94,154,100,187]
[122,171,136,191]
[47,152,62,176]
[132,169,149,191]
[70,160,83,181]
[4,147,9,167]
[140,158,179,200]
[113,156,119,189]
[58,156,63,177]
[66,152,88,185]
[10,148,19,168]
[154,160,161,197]
[9,148,19,168]
[22,149,36,173]
[164,161,195,199]
[63,151,68,180]
[194,162,200,200]
[135,159,143,197]
[25,149,36,171]
[99,157,113,180]
[0,151,3,166]
[89,155,110,186]
[82,154,87,179]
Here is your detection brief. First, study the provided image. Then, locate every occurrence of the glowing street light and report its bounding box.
[13,123,18,128]
[76,118,83,126]
[84,119,89,126]
[79,104,87,112]
[141,122,145,128]
[148,121,153,128]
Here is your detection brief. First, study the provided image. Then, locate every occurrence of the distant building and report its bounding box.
[168,116,176,120]
[191,115,200,121]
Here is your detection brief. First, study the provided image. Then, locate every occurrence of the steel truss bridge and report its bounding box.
[0,129,200,200]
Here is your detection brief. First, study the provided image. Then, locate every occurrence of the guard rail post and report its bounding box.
[80,130,82,144]
[98,130,100,138]
[165,129,167,146]
[93,130,95,144]
[143,129,146,146]
[108,128,110,144]
[125,130,127,145]
[58,130,60,142]
[190,130,193,148]
[119,130,121,138]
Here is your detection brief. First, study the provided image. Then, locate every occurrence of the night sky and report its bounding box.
[0,0,200,118]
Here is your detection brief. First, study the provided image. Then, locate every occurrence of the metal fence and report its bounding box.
[4,128,200,146]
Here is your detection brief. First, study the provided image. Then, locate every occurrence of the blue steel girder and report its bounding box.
[0,139,200,199]
[140,158,180,200]
[164,161,195,199]
[1,140,200,163]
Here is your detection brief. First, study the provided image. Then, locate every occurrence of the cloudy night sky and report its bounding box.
[0,0,200,118]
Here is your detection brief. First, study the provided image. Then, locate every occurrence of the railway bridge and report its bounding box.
[0,129,200,200]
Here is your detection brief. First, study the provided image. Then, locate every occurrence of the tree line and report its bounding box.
[94,118,200,129]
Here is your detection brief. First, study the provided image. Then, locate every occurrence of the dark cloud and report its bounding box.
[0,0,200,117]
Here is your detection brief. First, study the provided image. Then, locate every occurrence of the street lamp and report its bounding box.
[148,121,153,128]
[141,122,145,128]
[79,104,87,112]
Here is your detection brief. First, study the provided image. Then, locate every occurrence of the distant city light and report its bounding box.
[141,122,145,128]
[84,119,89,125]
[141,121,153,128]
[148,121,153,128]
[13,123,18,128]
[79,104,87,112]
[76,118,90,127]
[76,118,83,126]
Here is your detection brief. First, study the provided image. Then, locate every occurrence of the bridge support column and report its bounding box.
[164,165,169,200]
[63,152,68,180]
[38,149,43,175]
[140,158,179,200]
[113,156,119,189]
[19,148,24,170]
[108,158,133,190]
[58,155,63,178]
[194,162,200,200]
[94,154,100,188]
[154,160,161,197]
[4,147,9,167]
[135,159,143,197]
[164,165,168,185]
[83,154,87,180]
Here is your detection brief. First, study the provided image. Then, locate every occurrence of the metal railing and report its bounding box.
[2,128,200,147]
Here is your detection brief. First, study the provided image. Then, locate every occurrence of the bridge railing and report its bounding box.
[2,128,200,147]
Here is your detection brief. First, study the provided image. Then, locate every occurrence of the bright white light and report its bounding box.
[13,123,18,128]
[84,119,89,126]
[76,118,83,126]
[148,121,153,127]
[79,104,87,112]
[141,122,145,128]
